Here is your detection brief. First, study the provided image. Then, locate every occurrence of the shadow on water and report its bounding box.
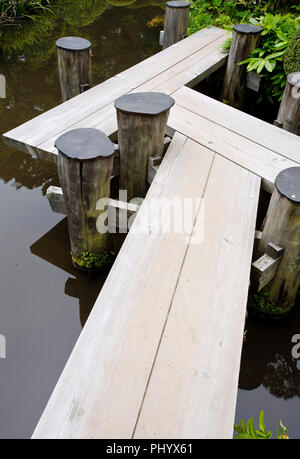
[0,0,163,438]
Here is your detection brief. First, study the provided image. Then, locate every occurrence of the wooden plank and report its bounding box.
[168,103,298,187]
[37,35,229,157]
[3,27,225,152]
[32,134,215,439]
[173,86,300,163]
[134,155,261,439]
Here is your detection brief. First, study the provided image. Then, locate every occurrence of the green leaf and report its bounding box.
[258,411,265,432]
[257,60,266,74]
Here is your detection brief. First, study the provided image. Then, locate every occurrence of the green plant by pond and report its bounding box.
[0,0,54,24]
[239,13,300,103]
[248,292,294,318]
[283,28,300,75]
[72,250,115,270]
[234,410,289,439]
[188,1,300,104]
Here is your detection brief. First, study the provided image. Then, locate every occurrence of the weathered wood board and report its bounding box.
[134,156,260,439]
[32,134,216,439]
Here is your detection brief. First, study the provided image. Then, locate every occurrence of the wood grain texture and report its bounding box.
[134,155,260,439]
[163,3,190,49]
[222,25,262,109]
[258,186,300,309]
[173,86,300,163]
[57,47,92,102]
[117,109,170,200]
[32,133,215,439]
[36,32,229,157]
[168,101,298,187]
[4,27,225,152]
[275,72,300,136]
[57,152,114,259]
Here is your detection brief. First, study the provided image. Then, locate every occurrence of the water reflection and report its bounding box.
[239,306,300,399]
[0,0,165,60]
[0,149,58,194]
[0,2,162,438]
[30,218,110,327]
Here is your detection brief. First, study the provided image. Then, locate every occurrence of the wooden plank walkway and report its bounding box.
[32,134,260,439]
[3,27,229,160]
[3,26,300,439]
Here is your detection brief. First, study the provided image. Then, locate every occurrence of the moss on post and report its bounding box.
[55,128,115,271]
[257,167,300,315]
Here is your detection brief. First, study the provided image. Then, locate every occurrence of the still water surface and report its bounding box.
[0,2,161,438]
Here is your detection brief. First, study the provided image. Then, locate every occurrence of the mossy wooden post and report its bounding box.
[114,92,175,201]
[163,1,190,49]
[274,72,300,136]
[56,37,92,102]
[222,24,263,110]
[55,128,115,270]
[257,167,300,311]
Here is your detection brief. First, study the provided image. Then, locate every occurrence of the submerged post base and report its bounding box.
[71,250,115,272]
[248,292,295,320]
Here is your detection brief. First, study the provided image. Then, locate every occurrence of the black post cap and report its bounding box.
[166,1,190,8]
[275,167,300,204]
[56,37,92,52]
[55,128,115,161]
[114,92,175,116]
[233,24,263,35]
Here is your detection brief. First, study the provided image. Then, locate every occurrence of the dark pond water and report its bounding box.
[235,306,300,439]
[1,0,299,440]
[0,1,162,439]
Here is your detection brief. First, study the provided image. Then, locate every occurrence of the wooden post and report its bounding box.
[55,128,115,270]
[222,24,263,109]
[163,1,190,49]
[114,92,175,201]
[56,37,92,102]
[257,167,300,311]
[274,72,300,136]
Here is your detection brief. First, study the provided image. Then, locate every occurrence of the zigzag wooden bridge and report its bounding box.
[3,25,300,439]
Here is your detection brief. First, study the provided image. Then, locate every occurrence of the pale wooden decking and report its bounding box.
[32,133,260,439]
[3,26,230,159]
[3,27,300,439]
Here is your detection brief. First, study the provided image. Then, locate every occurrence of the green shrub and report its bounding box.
[0,0,53,24]
[234,411,289,439]
[283,28,300,74]
[240,13,300,103]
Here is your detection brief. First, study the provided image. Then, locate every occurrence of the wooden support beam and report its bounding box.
[163,1,190,49]
[251,242,283,292]
[55,128,115,270]
[257,167,300,310]
[46,186,67,215]
[246,71,264,93]
[46,154,164,215]
[222,24,263,109]
[56,37,92,102]
[274,72,300,136]
[115,92,175,201]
